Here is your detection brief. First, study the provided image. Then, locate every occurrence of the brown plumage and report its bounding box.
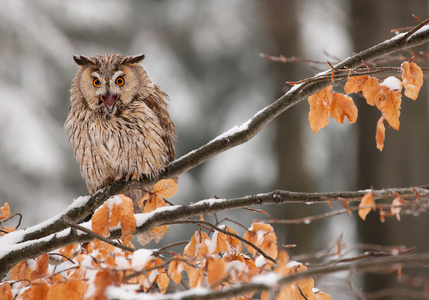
[65,54,176,202]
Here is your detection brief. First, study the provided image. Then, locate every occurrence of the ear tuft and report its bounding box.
[73,55,95,67]
[121,54,145,65]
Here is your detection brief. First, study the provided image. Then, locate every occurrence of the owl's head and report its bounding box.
[72,54,153,115]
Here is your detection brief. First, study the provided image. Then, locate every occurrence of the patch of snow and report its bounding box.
[381,76,402,91]
[407,24,429,40]
[226,260,246,281]
[252,272,280,285]
[131,249,153,271]
[196,198,227,207]
[26,258,37,271]
[286,260,302,268]
[209,231,219,254]
[135,206,178,227]
[255,255,268,268]
[106,195,123,211]
[256,230,268,244]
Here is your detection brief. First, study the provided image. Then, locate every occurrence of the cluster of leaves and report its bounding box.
[0,182,333,300]
[182,222,331,299]
[357,190,409,223]
[308,61,423,150]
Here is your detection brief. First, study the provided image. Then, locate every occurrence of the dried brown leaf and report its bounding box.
[344,75,368,94]
[330,92,358,124]
[308,85,332,133]
[362,77,380,106]
[402,62,423,100]
[358,193,376,221]
[92,204,110,237]
[381,90,401,131]
[153,179,178,199]
[376,117,385,151]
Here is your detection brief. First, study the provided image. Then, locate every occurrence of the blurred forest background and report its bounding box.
[1,0,429,296]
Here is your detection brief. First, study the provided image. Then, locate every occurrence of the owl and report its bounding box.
[65,54,176,205]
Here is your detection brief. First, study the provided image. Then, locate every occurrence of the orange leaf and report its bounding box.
[402,62,423,100]
[374,85,388,110]
[362,77,380,106]
[153,179,178,198]
[376,117,385,151]
[206,257,226,289]
[168,255,184,284]
[211,230,228,254]
[187,264,204,288]
[330,92,358,124]
[358,193,376,220]
[143,194,157,213]
[156,272,170,294]
[391,195,402,221]
[109,203,121,228]
[344,75,368,94]
[32,254,49,279]
[275,250,291,275]
[340,198,351,216]
[144,194,168,240]
[59,244,78,259]
[381,89,401,131]
[183,230,209,258]
[243,231,257,256]
[92,270,122,300]
[0,283,13,300]
[47,279,84,300]
[277,263,316,300]
[225,226,242,255]
[10,260,31,281]
[92,203,110,237]
[308,85,332,133]
[118,195,136,245]
[243,223,275,257]
[143,194,167,213]
[22,282,50,300]
[0,203,10,220]
[260,239,278,266]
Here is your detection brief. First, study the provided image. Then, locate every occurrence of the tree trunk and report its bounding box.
[351,0,429,293]
[259,0,316,255]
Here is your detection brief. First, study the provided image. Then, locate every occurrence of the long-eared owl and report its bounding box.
[65,54,176,201]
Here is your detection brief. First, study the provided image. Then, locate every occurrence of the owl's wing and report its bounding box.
[148,85,177,162]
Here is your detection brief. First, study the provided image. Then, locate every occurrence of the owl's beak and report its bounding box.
[101,91,118,114]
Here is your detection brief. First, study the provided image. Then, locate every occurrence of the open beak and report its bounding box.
[101,91,118,114]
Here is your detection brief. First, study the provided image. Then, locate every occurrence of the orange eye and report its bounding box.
[115,76,125,86]
[93,78,101,87]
